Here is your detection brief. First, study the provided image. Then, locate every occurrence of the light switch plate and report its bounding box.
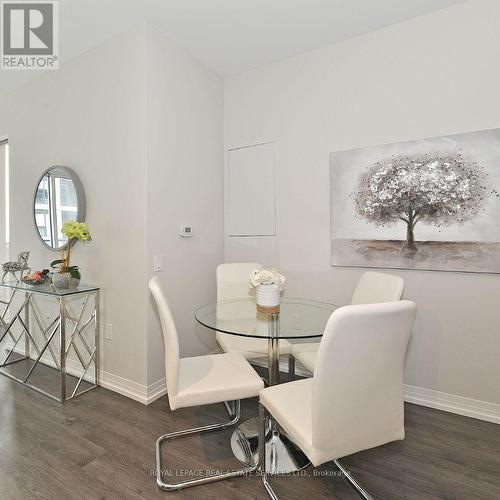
[153,254,162,272]
[105,323,113,340]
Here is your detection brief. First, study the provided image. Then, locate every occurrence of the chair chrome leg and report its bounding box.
[333,459,374,500]
[259,402,279,500]
[155,400,259,491]
[288,354,295,382]
[257,404,373,500]
[224,400,235,416]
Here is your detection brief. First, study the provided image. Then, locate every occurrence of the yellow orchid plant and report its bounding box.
[51,221,92,279]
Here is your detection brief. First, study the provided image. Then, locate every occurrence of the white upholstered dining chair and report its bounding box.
[291,271,404,375]
[216,263,292,374]
[149,277,264,491]
[350,271,405,305]
[259,300,417,499]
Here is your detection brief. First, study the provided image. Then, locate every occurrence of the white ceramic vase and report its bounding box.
[256,284,281,308]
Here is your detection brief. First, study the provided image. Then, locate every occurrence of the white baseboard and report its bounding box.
[144,377,168,404]
[4,345,499,422]
[67,365,500,422]
[93,369,500,424]
[98,370,166,405]
[2,344,165,405]
[403,384,500,425]
[253,358,500,425]
[97,370,149,404]
[71,367,167,405]
[65,367,166,405]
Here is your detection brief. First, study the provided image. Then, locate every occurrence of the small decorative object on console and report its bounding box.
[249,268,285,313]
[2,251,31,282]
[22,269,50,285]
[51,221,92,289]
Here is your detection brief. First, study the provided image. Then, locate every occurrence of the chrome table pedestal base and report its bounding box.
[229,311,310,473]
[230,416,310,473]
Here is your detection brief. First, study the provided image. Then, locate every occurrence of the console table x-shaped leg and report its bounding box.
[0,288,100,402]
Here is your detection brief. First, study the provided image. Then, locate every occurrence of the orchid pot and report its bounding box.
[50,221,91,289]
[52,271,80,290]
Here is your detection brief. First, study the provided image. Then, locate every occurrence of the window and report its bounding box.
[0,139,8,261]
[34,170,78,248]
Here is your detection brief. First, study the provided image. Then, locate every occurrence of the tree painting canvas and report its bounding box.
[330,128,500,273]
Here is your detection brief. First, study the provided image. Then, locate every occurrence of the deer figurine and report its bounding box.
[2,251,31,282]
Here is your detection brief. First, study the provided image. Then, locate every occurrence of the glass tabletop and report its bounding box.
[195,298,339,340]
[0,281,100,296]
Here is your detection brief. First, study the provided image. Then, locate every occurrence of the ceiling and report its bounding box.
[0,0,465,96]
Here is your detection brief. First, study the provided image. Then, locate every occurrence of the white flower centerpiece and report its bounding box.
[249,268,285,313]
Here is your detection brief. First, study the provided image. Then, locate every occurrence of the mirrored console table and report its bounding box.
[0,281,100,402]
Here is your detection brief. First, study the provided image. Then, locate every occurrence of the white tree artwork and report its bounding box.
[330,128,500,273]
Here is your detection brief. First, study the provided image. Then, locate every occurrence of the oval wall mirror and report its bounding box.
[33,166,86,250]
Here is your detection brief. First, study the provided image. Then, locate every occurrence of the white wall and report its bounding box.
[0,23,225,400]
[1,0,497,414]
[225,0,500,407]
[0,21,224,403]
[145,25,224,385]
[0,27,150,389]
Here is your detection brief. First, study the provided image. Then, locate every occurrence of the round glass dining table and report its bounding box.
[195,297,339,473]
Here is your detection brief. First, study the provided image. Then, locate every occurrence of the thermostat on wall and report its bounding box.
[180,225,193,237]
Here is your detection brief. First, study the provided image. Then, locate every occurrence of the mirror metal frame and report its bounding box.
[33,166,86,251]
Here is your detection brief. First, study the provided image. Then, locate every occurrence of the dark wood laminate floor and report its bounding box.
[0,374,499,500]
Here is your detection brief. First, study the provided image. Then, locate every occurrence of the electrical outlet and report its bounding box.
[153,254,162,272]
[105,323,113,340]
